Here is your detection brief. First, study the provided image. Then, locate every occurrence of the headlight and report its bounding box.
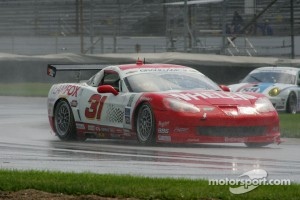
[255,97,276,113]
[268,87,280,96]
[163,98,200,113]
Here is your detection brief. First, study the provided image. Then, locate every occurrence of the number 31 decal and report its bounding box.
[85,94,107,120]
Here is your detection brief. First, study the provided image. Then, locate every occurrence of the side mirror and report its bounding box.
[219,85,230,92]
[97,85,119,96]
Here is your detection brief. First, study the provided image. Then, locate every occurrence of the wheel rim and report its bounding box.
[289,94,297,114]
[55,101,71,137]
[137,105,153,142]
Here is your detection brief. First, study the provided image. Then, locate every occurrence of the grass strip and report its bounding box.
[0,169,299,200]
[0,83,51,97]
[279,113,300,138]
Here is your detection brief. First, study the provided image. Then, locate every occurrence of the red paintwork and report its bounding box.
[48,63,281,146]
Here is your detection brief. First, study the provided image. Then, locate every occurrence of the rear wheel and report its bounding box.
[286,92,297,114]
[136,103,156,145]
[54,100,77,141]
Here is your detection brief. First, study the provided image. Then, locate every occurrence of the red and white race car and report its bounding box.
[47,60,281,147]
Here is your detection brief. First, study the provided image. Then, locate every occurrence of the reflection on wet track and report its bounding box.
[0,96,300,182]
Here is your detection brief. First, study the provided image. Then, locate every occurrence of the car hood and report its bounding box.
[161,90,259,106]
[229,82,294,94]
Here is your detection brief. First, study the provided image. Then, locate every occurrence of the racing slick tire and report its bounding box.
[286,92,297,114]
[54,100,77,141]
[244,142,271,148]
[136,103,156,145]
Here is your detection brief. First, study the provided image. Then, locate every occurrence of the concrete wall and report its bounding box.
[0,52,298,85]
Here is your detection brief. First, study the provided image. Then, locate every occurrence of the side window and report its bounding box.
[87,71,103,87]
[100,71,120,91]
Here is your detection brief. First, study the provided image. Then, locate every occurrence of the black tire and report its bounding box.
[136,103,156,145]
[54,100,77,141]
[286,92,297,114]
[244,142,271,148]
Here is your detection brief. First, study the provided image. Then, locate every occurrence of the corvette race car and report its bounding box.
[229,66,300,114]
[47,60,281,147]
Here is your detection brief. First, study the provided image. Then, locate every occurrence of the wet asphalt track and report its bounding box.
[0,96,300,183]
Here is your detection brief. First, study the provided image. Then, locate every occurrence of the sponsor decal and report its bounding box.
[88,125,95,131]
[100,127,110,132]
[109,128,123,134]
[125,116,130,124]
[238,83,277,93]
[123,129,130,133]
[125,107,131,124]
[170,92,256,101]
[63,85,81,97]
[70,100,78,107]
[123,132,131,137]
[139,96,152,102]
[158,128,169,134]
[240,87,260,93]
[174,127,189,133]
[158,121,170,127]
[123,129,134,137]
[140,68,182,72]
[51,85,67,95]
[127,94,136,107]
[51,85,81,97]
[95,126,101,132]
[126,70,139,75]
[125,108,131,116]
[76,123,85,130]
[158,135,171,142]
[116,129,123,133]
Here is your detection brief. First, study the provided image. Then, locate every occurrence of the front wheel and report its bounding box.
[136,103,156,145]
[286,92,297,114]
[54,100,77,141]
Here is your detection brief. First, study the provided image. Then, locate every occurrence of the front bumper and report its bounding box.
[269,96,286,111]
[161,132,281,144]
[154,110,281,145]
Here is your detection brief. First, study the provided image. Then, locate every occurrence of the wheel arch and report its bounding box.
[133,100,149,131]
[133,101,157,144]
[52,98,69,116]
[51,97,70,133]
[286,90,298,114]
[132,100,159,131]
[52,98,78,140]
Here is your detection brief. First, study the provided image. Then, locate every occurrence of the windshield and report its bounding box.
[242,72,296,84]
[124,72,220,92]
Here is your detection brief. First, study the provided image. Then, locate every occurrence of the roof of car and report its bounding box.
[105,62,203,78]
[251,66,300,75]
[117,63,188,71]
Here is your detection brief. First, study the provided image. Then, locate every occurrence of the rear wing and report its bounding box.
[47,64,107,77]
